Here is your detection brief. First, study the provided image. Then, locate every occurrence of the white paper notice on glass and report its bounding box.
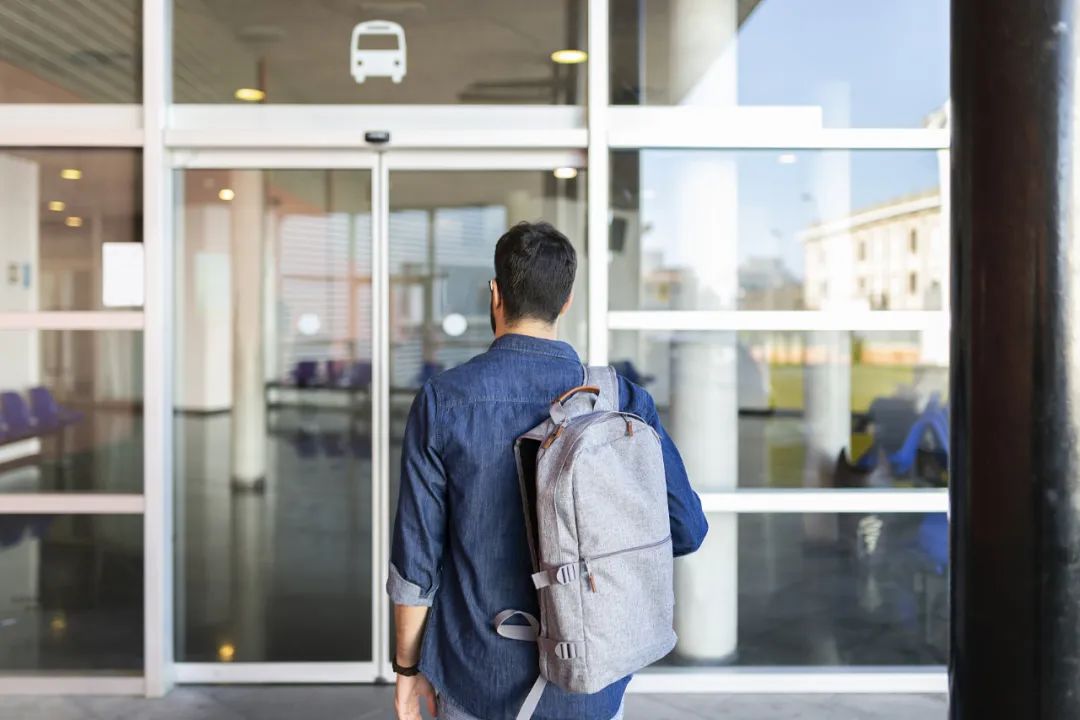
[102,242,145,307]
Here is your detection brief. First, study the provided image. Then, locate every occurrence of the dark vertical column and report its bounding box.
[951,1,1079,718]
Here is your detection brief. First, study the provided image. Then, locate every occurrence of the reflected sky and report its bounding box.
[739,0,949,127]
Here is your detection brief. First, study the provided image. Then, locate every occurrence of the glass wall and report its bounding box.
[610,150,947,312]
[610,0,948,127]
[0,514,143,671]
[173,0,587,104]
[0,1,142,103]
[0,330,143,494]
[0,149,143,312]
[0,0,950,693]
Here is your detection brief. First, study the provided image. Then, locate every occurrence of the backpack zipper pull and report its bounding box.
[542,422,567,449]
[584,559,597,592]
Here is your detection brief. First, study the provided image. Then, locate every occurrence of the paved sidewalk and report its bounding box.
[0,686,948,720]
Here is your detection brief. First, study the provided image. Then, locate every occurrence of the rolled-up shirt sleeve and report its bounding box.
[387,382,447,607]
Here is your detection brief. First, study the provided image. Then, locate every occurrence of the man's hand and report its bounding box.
[394,672,437,720]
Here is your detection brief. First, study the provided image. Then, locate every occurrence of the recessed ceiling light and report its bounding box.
[234,87,266,102]
[551,49,588,65]
[60,168,82,180]
[553,167,578,180]
[65,216,83,228]
[218,188,236,201]
[48,201,65,212]
[778,153,798,165]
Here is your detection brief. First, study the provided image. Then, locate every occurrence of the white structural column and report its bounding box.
[229,170,267,487]
[802,149,853,505]
[666,0,739,662]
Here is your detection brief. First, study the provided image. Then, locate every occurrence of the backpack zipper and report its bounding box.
[581,535,671,592]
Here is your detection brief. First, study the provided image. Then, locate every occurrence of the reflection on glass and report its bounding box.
[0,330,143,494]
[175,169,374,662]
[610,150,948,312]
[609,330,948,490]
[654,513,947,667]
[610,0,948,128]
[0,149,142,312]
[0,514,143,671]
[0,1,141,102]
[174,1,586,104]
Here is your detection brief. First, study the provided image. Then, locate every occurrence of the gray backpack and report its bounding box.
[494,366,676,720]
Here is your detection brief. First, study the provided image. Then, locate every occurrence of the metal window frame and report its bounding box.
[0,0,951,697]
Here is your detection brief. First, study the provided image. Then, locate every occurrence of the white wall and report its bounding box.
[0,153,40,464]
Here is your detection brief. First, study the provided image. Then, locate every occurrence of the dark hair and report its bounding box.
[494,221,577,324]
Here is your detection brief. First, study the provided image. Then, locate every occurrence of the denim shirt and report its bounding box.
[387,333,709,720]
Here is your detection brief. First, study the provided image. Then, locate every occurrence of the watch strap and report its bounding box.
[392,658,420,677]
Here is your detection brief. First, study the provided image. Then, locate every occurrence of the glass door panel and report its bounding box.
[384,167,588,593]
[174,168,375,663]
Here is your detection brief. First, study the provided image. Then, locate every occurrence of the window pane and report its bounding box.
[0,149,142,312]
[610,150,947,312]
[0,1,141,103]
[174,1,586,104]
[610,330,948,489]
[611,0,948,128]
[0,330,143,494]
[652,512,947,667]
[175,169,374,662]
[0,514,143,671]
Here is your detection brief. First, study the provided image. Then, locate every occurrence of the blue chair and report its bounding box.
[347,361,372,389]
[28,386,83,429]
[417,361,444,384]
[611,360,655,386]
[291,360,320,388]
[1,391,37,438]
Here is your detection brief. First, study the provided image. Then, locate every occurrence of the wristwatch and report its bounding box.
[392,658,420,677]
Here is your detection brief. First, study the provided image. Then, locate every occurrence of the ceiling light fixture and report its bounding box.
[60,168,82,180]
[553,167,579,180]
[65,216,83,228]
[234,87,266,102]
[48,201,65,212]
[218,188,236,201]
[551,49,588,65]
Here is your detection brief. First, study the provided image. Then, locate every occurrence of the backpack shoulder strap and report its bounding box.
[586,365,619,413]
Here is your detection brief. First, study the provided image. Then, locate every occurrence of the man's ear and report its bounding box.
[560,289,574,316]
[491,280,503,308]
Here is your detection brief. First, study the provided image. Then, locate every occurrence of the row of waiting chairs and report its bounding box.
[0,387,83,444]
[290,360,373,389]
[288,360,445,389]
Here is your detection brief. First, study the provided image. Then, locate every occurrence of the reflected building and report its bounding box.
[801,190,945,313]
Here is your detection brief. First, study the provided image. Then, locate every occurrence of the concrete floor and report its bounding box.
[0,686,948,720]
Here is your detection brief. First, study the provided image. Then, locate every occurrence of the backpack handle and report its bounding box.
[555,385,600,405]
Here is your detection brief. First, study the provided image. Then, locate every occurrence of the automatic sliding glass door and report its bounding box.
[170,154,586,682]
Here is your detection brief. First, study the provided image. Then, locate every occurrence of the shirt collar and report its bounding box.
[490,333,581,362]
